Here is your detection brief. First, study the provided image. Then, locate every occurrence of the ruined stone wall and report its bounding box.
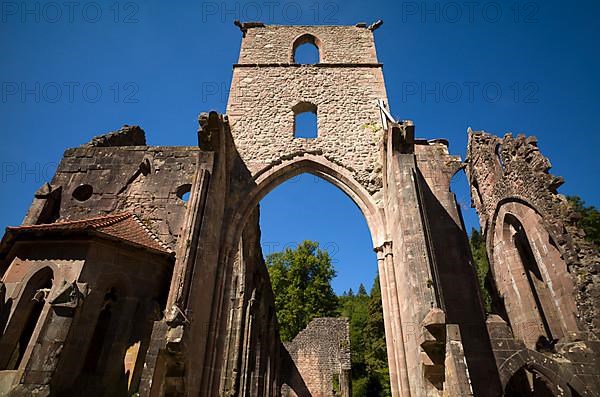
[466,130,600,336]
[37,127,206,249]
[467,130,600,395]
[281,317,351,397]
[227,25,387,194]
[221,207,281,396]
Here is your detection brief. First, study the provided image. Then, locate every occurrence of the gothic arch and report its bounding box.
[227,155,386,255]
[489,199,578,347]
[0,266,54,370]
[214,155,387,394]
[499,349,595,397]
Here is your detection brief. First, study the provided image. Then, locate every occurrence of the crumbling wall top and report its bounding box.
[82,125,146,147]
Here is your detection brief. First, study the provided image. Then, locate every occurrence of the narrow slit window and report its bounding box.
[293,102,317,138]
[495,144,505,172]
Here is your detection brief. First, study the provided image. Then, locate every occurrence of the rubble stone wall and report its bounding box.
[282,317,351,397]
[467,130,600,395]
[236,25,380,64]
[46,141,205,249]
[466,130,600,336]
[227,25,388,194]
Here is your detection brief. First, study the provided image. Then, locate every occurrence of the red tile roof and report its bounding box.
[3,213,172,256]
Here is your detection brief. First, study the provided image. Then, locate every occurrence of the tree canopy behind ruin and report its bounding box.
[266,241,392,395]
[266,240,338,342]
[567,195,600,247]
[339,276,392,396]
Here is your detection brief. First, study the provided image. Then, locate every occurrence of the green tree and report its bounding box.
[339,284,369,378]
[567,195,600,247]
[266,241,338,341]
[469,228,492,313]
[339,275,391,397]
[357,283,368,297]
[364,275,391,396]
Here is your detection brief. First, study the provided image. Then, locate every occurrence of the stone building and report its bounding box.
[0,22,598,397]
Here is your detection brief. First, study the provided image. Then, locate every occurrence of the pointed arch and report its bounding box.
[489,199,578,348]
[498,350,595,397]
[0,266,53,370]
[229,155,385,252]
[216,155,386,395]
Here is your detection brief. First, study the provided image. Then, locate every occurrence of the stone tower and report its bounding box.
[227,24,387,194]
[0,22,598,397]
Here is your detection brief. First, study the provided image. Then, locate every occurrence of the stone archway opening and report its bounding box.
[259,171,386,397]
[504,366,557,397]
[490,200,578,348]
[259,172,377,294]
[222,157,391,397]
[0,266,53,371]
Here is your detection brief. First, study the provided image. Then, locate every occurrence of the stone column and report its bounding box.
[377,241,411,397]
[21,281,88,393]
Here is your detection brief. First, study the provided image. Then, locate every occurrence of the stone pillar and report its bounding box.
[377,242,411,397]
[443,324,473,397]
[20,282,88,394]
[21,183,61,226]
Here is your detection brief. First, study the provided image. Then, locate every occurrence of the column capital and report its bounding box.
[374,240,393,259]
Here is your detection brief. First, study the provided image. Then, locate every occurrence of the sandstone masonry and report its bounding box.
[0,22,597,397]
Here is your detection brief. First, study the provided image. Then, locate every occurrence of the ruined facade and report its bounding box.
[281,318,351,397]
[0,22,598,397]
[466,131,600,396]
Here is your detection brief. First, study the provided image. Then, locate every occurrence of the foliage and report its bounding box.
[567,195,600,247]
[469,228,492,313]
[340,276,391,396]
[339,283,369,372]
[266,241,338,342]
[267,242,391,394]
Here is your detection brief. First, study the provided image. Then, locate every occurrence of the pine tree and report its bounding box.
[357,283,367,297]
[364,275,391,396]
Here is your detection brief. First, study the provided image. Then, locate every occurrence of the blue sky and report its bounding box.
[1,0,598,294]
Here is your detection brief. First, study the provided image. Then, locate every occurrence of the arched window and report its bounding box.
[292,34,320,64]
[495,143,505,173]
[504,214,560,344]
[83,288,117,374]
[293,102,317,138]
[493,202,578,350]
[0,267,53,370]
[504,366,558,396]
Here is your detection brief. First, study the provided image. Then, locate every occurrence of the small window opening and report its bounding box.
[293,102,318,139]
[176,184,192,202]
[495,144,505,172]
[292,34,320,64]
[294,43,319,64]
[72,184,93,202]
[83,288,117,374]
